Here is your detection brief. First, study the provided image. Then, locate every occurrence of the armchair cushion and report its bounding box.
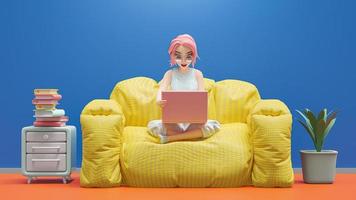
[110,77,160,126]
[120,123,252,187]
[215,80,260,124]
[248,99,294,187]
[203,78,217,120]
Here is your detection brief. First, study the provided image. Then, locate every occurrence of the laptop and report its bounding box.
[162,91,208,124]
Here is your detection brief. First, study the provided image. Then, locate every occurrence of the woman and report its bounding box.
[148,34,220,143]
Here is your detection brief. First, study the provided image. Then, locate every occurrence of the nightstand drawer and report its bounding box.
[27,143,66,153]
[26,154,66,172]
[26,132,66,142]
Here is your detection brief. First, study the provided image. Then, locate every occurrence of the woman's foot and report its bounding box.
[147,120,167,138]
[158,134,169,144]
[201,120,221,138]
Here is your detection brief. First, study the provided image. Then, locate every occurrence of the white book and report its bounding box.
[34,109,65,117]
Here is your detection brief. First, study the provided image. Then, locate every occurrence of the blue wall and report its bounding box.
[1,0,355,168]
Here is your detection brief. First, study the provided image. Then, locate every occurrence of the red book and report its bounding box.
[34,94,62,100]
[34,121,66,127]
[32,99,59,105]
[36,116,69,122]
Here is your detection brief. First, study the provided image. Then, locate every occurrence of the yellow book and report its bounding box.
[34,89,59,95]
[35,104,57,110]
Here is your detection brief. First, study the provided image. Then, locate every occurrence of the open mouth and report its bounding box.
[181,64,187,67]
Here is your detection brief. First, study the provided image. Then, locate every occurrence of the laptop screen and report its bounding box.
[162,91,208,123]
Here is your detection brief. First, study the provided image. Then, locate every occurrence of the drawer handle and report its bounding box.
[32,146,60,149]
[32,159,61,162]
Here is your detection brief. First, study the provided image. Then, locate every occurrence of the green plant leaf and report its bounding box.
[323,108,327,122]
[305,109,317,123]
[297,119,317,149]
[323,118,336,140]
[326,110,338,126]
[303,108,310,115]
[296,109,318,150]
[296,110,315,134]
[317,109,327,122]
[305,109,317,136]
[296,109,307,120]
[315,119,326,152]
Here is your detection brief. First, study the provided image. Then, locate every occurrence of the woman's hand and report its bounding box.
[156,99,167,108]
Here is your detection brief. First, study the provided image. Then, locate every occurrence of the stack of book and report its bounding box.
[32,89,69,127]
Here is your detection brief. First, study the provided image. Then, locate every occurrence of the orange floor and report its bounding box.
[1,173,355,200]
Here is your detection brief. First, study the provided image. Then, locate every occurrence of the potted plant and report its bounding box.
[296,108,338,183]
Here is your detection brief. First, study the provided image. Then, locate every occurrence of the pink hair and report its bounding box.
[168,34,199,67]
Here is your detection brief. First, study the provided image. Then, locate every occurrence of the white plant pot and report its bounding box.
[300,150,338,184]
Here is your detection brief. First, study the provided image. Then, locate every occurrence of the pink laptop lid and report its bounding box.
[162,91,208,123]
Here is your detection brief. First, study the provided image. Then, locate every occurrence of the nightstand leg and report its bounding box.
[66,175,72,182]
[62,177,67,184]
[27,177,32,184]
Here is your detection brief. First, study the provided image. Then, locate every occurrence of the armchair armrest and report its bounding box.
[248,99,294,187]
[80,99,125,187]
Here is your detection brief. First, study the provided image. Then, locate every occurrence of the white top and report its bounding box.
[171,67,198,91]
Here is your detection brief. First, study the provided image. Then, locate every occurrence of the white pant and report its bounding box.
[147,119,221,138]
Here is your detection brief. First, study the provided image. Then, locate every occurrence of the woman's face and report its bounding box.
[174,45,193,69]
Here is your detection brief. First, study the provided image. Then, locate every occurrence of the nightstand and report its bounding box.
[21,126,76,184]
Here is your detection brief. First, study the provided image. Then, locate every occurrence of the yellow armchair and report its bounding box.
[80,77,293,188]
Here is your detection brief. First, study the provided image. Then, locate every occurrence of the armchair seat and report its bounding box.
[120,123,252,187]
